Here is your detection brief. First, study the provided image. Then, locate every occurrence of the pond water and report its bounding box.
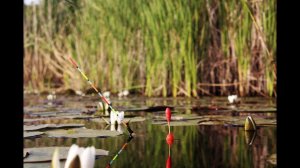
[24,95,276,168]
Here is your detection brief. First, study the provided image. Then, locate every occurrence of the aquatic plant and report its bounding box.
[244,116,257,131]
[110,111,125,125]
[228,95,239,104]
[24,0,276,97]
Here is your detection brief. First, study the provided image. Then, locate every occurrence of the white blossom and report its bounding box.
[110,111,124,125]
[228,95,238,104]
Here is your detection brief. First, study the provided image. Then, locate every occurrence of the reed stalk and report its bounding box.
[24,0,276,97]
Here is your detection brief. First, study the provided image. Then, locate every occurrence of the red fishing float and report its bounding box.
[166,133,174,145]
[166,156,171,168]
[165,107,171,122]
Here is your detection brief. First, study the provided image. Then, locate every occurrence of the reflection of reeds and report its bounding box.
[24,0,276,97]
[24,123,276,167]
[245,130,257,146]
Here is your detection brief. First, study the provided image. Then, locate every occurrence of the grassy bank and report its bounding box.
[24,0,276,97]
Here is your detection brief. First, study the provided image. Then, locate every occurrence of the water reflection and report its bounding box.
[24,96,276,168]
[245,130,257,147]
[106,123,135,167]
[24,123,276,168]
[194,126,275,168]
[166,145,171,168]
[165,133,174,168]
[106,134,134,168]
[110,124,125,133]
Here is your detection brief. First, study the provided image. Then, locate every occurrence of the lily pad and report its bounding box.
[45,128,122,138]
[24,162,65,168]
[27,109,83,117]
[191,106,277,113]
[235,108,277,113]
[153,119,200,126]
[24,124,85,131]
[24,106,52,113]
[64,115,95,120]
[24,118,53,123]
[24,146,109,163]
[191,106,230,111]
[123,116,146,123]
[153,114,202,121]
[152,115,276,127]
[24,132,44,138]
[24,117,77,123]
[202,115,276,126]
[91,116,146,123]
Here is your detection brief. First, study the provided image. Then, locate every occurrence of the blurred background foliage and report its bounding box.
[24,0,276,97]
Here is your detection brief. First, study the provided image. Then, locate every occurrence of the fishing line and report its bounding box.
[68,56,117,114]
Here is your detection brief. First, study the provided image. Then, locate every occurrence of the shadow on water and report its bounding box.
[24,96,276,168]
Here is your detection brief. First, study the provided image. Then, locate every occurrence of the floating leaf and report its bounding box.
[24,162,65,168]
[91,116,146,123]
[153,114,201,121]
[191,106,277,113]
[24,118,54,123]
[24,146,109,163]
[152,119,200,126]
[24,131,44,138]
[27,109,83,117]
[24,124,84,131]
[152,115,276,127]
[118,116,146,123]
[24,106,52,113]
[235,108,277,113]
[63,114,141,120]
[65,115,95,120]
[45,128,122,138]
[191,106,230,111]
[152,114,209,126]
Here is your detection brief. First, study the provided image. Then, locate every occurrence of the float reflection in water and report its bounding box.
[245,130,257,147]
[106,123,135,168]
[165,107,174,168]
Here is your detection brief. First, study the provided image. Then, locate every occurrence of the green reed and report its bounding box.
[24,0,276,97]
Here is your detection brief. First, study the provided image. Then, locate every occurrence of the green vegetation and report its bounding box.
[24,0,276,97]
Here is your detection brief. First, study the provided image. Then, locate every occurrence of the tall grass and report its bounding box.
[24,0,276,97]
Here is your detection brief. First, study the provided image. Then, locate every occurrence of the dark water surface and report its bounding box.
[24,95,276,168]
